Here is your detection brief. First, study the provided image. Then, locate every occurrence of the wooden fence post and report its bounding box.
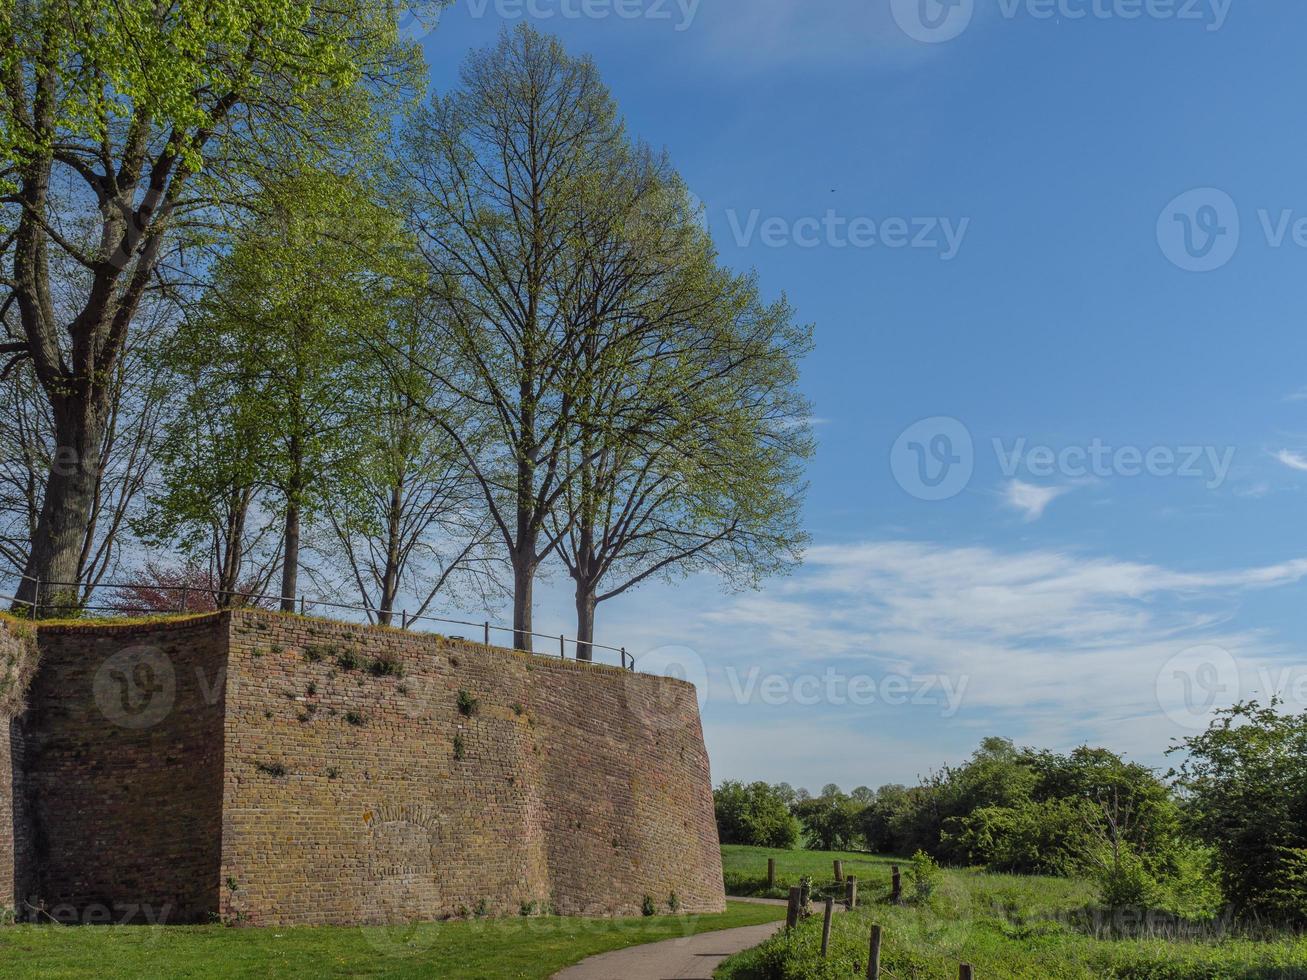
[785,887,801,930]
[834,859,844,882]
[891,865,902,904]
[820,897,834,957]
[960,965,974,980]
[867,924,882,979]
[845,875,858,909]
[767,858,776,889]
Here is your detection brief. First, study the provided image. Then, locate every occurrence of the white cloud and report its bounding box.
[1001,480,1071,521]
[691,540,1307,777]
[1274,449,1307,472]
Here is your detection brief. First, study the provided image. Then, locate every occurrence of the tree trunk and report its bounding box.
[376,480,404,627]
[511,551,535,651]
[216,488,249,608]
[14,394,104,616]
[280,503,299,613]
[575,586,597,662]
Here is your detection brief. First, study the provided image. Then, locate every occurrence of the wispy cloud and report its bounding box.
[1274,449,1307,472]
[689,540,1307,777]
[1002,480,1071,521]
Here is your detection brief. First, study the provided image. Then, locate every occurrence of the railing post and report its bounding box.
[621,647,627,669]
[483,621,490,646]
[559,634,565,659]
[299,595,306,615]
[401,609,408,629]
[178,587,188,613]
[33,575,40,619]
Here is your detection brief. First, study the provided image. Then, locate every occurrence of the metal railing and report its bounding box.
[3,576,636,671]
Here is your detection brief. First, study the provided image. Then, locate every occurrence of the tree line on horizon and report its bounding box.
[716,705,1307,927]
[0,7,812,657]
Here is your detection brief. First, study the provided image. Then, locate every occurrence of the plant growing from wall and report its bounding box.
[457,690,478,717]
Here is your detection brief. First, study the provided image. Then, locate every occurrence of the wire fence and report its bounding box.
[3,575,636,671]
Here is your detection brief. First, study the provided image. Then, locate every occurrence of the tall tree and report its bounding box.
[324,294,503,626]
[135,355,281,608]
[0,0,431,613]
[181,172,414,610]
[548,154,813,659]
[402,25,626,650]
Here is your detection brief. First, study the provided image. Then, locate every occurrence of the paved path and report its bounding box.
[552,898,806,980]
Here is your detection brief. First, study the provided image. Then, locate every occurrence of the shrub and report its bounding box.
[714,780,801,849]
[641,895,656,917]
[457,689,479,716]
[908,850,942,903]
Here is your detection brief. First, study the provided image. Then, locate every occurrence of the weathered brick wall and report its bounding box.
[220,611,724,925]
[20,616,227,923]
[9,610,723,927]
[0,617,37,919]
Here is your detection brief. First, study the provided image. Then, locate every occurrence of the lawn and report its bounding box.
[718,846,1307,979]
[0,901,785,979]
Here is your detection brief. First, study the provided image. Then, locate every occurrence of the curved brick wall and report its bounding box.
[8,611,724,926]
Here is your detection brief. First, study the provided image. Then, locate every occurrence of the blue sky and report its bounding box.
[415,1,1307,792]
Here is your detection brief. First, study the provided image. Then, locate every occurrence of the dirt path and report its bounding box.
[551,898,810,980]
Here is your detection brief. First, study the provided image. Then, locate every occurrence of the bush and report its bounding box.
[1172,700,1307,924]
[715,781,802,849]
[908,850,942,903]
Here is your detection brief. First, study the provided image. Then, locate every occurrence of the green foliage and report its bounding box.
[641,895,656,917]
[452,734,466,761]
[718,852,1306,980]
[908,850,942,904]
[715,781,802,849]
[792,788,863,852]
[1172,699,1307,924]
[457,690,479,717]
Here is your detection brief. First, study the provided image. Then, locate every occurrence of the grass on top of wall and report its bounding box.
[0,901,784,979]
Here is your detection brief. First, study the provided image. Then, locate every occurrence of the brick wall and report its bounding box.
[0,618,37,919]
[8,611,724,926]
[19,616,228,923]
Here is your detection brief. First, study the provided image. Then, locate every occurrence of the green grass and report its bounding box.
[718,847,1307,979]
[0,901,785,979]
